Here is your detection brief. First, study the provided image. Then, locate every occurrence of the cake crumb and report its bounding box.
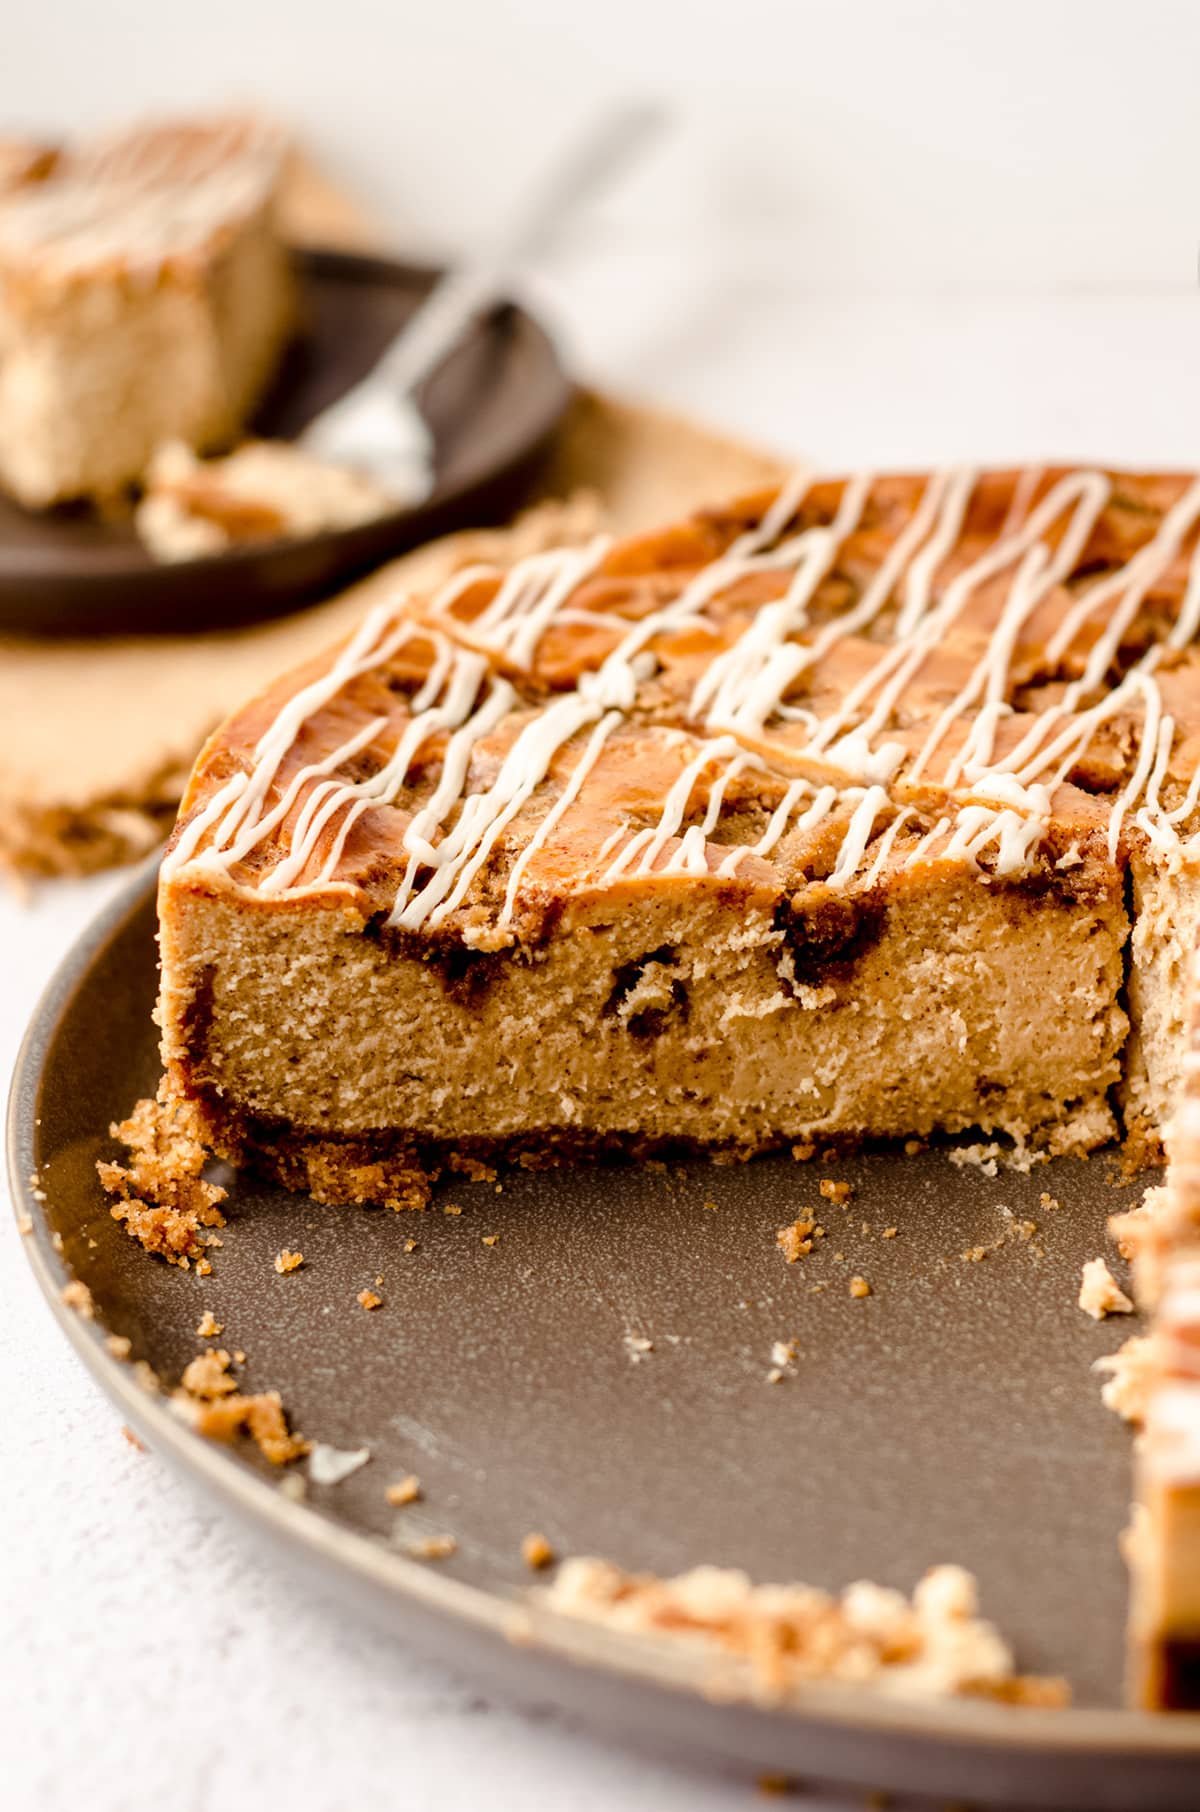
[776,1218,817,1263]
[17,1211,33,1235]
[181,1348,239,1398]
[120,1425,145,1452]
[173,1348,308,1465]
[770,1339,798,1368]
[522,1531,556,1570]
[386,1474,422,1507]
[96,1085,227,1266]
[405,1534,457,1561]
[1095,1335,1156,1423]
[849,1275,872,1299]
[60,1278,94,1319]
[624,1333,654,1362]
[357,1288,383,1310]
[949,1144,998,1178]
[274,1248,304,1274]
[545,1557,1068,1705]
[443,1203,463,1216]
[903,1138,926,1156]
[195,1309,223,1338]
[482,1234,499,1247]
[882,1226,898,1239]
[106,1333,132,1361]
[790,1141,815,1162]
[404,1238,418,1252]
[447,1154,496,1183]
[1109,1183,1169,1265]
[819,1178,852,1203]
[1039,1191,1060,1212]
[1079,1257,1134,1320]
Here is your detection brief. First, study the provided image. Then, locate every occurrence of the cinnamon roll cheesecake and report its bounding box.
[154,466,1200,1702]
[0,114,295,507]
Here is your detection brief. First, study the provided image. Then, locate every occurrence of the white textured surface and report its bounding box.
[7,5,1200,1802]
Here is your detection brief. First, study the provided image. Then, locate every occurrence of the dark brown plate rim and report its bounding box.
[10,860,1200,1809]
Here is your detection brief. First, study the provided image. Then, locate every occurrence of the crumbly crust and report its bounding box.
[97,1084,226,1265]
[136,439,394,561]
[172,1344,309,1466]
[545,1556,1068,1706]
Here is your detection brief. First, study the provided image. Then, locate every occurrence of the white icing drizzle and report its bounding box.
[498,711,622,925]
[827,786,892,889]
[389,691,607,930]
[858,807,916,890]
[689,471,874,730]
[162,605,430,885]
[598,737,752,884]
[431,469,818,717]
[469,537,613,670]
[715,780,838,878]
[940,803,1049,877]
[167,460,1200,931]
[902,815,953,871]
[893,467,980,636]
[810,470,1110,777]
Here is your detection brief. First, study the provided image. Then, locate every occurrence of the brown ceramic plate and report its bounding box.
[0,249,571,636]
[10,861,1200,1810]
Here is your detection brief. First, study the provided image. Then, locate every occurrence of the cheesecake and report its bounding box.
[152,465,1200,1702]
[0,114,295,507]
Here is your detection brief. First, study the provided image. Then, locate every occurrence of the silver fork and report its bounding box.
[300,103,665,504]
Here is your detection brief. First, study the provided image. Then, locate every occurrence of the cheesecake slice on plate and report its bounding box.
[0,115,295,507]
[152,466,1200,1703]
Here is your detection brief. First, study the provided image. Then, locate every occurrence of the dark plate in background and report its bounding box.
[10,862,1200,1811]
[0,249,572,636]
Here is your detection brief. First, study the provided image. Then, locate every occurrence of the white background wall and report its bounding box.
[12,0,1200,289]
[14,1,1200,468]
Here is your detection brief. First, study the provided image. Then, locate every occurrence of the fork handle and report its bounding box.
[376,102,665,399]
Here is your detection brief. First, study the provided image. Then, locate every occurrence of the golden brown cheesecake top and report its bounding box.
[163,467,1200,941]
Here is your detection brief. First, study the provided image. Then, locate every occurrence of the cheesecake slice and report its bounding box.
[156,465,1200,1204]
[152,464,1200,1706]
[0,114,295,507]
